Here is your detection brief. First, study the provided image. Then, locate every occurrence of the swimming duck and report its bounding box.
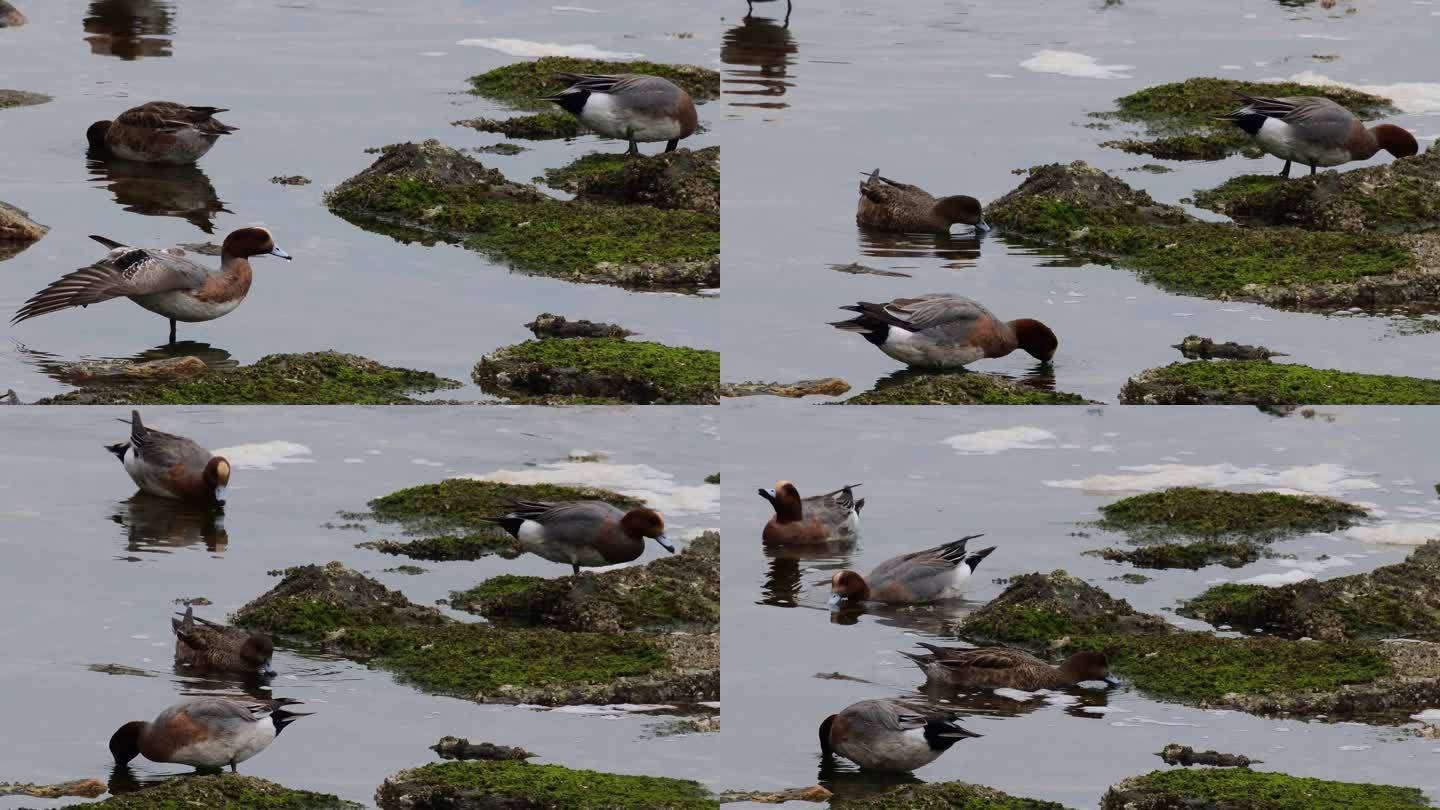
[12,226,291,343]
[1219,93,1418,178]
[857,170,989,235]
[829,534,994,606]
[831,294,1058,368]
[542,73,698,155]
[759,481,863,544]
[87,102,237,164]
[486,499,675,576]
[899,643,1118,690]
[109,697,310,772]
[819,699,980,772]
[105,410,229,504]
[172,606,274,677]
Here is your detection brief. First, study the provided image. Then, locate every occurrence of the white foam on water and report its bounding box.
[1339,744,1373,751]
[942,427,1057,455]
[458,461,718,516]
[547,703,675,714]
[1275,556,1354,573]
[411,459,444,467]
[986,73,1016,79]
[1020,50,1134,80]
[1044,462,1378,496]
[1296,33,1351,40]
[1082,706,1129,715]
[343,458,364,464]
[457,38,641,59]
[213,441,314,470]
[993,687,1038,702]
[1286,71,1440,114]
[1410,709,1440,724]
[1239,569,1315,587]
[553,5,604,11]
[1344,522,1440,546]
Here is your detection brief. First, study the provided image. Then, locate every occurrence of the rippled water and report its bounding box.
[0,0,719,401]
[718,403,1440,806]
[0,406,719,807]
[720,0,1440,403]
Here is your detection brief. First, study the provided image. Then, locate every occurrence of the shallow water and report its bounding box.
[0,406,719,806]
[718,403,1440,806]
[0,0,719,402]
[720,0,1440,403]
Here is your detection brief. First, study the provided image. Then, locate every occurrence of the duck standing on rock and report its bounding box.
[541,73,698,155]
[857,169,989,234]
[485,499,676,576]
[109,697,310,773]
[1219,92,1418,178]
[87,102,238,164]
[831,293,1058,369]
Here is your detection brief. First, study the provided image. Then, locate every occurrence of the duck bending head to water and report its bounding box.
[542,73,698,156]
[87,101,238,164]
[831,293,1057,368]
[1219,92,1417,178]
[819,699,981,772]
[857,169,989,235]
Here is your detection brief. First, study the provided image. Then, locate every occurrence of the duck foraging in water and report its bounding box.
[819,699,981,772]
[172,606,275,678]
[485,499,675,576]
[829,534,995,606]
[831,293,1057,369]
[541,73,699,156]
[87,101,238,165]
[109,697,310,772]
[857,169,989,234]
[106,410,230,505]
[899,643,1118,690]
[1218,92,1418,178]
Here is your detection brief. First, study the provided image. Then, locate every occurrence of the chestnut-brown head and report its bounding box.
[759,480,804,522]
[109,720,147,765]
[1374,124,1420,158]
[241,634,276,676]
[828,569,869,606]
[86,120,113,151]
[1059,651,1117,685]
[621,507,675,553]
[933,195,987,229]
[203,457,230,504]
[818,714,838,757]
[221,227,292,262]
[1010,318,1058,363]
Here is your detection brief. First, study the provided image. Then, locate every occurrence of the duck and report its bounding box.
[87,101,237,164]
[759,481,863,544]
[542,73,698,155]
[857,170,989,235]
[12,226,291,344]
[105,410,229,504]
[172,606,274,677]
[109,697,310,772]
[1219,93,1418,178]
[486,499,676,576]
[829,534,995,606]
[898,643,1118,690]
[831,294,1058,369]
[819,699,981,772]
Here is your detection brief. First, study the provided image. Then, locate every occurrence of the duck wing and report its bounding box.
[12,238,213,324]
[934,647,1040,671]
[502,500,626,545]
[1224,94,1354,146]
[118,102,237,135]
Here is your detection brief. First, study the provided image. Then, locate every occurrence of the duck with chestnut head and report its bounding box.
[106,410,230,505]
[830,534,995,606]
[486,499,676,576]
[759,480,863,544]
[1219,92,1419,178]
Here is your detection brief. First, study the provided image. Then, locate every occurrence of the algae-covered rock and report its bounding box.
[1093,77,1396,162]
[827,781,1067,809]
[542,147,720,214]
[1120,361,1440,406]
[430,736,535,762]
[474,338,720,405]
[1157,744,1259,768]
[1180,541,1440,641]
[844,371,1092,405]
[0,89,49,108]
[55,355,209,385]
[354,478,640,561]
[35,352,459,405]
[1219,638,1440,721]
[468,57,720,107]
[453,111,585,140]
[57,774,360,809]
[1101,769,1427,810]
[1173,335,1285,361]
[720,786,832,804]
[1094,487,1367,541]
[1085,540,1264,570]
[957,569,1172,645]
[526,312,634,339]
[720,378,852,398]
[326,141,719,289]
[376,760,715,810]
[451,531,718,632]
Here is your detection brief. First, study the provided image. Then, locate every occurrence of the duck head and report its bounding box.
[828,569,869,606]
[203,457,230,505]
[1010,318,1059,363]
[621,507,675,553]
[1061,650,1119,685]
[221,226,291,262]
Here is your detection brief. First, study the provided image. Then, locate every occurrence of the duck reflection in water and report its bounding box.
[18,341,237,389]
[723,1,796,108]
[763,545,852,609]
[87,156,231,234]
[857,229,983,269]
[111,494,228,554]
[83,0,174,60]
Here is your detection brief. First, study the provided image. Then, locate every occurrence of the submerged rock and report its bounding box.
[720,378,852,398]
[35,352,459,405]
[430,736,534,762]
[326,140,718,289]
[1085,540,1264,570]
[376,761,715,810]
[1121,361,1440,406]
[525,312,635,339]
[821,781,1066,808]
[542,147,720,214]
[1157,744,1259,768]
[1102,769,1427,810]
[0,2,25,26]
[719,786,832,804]
[828,262,913,278]
[270,175,312,186]
[59,774,360,809]
[1173,335,1286,360]
[957,569,1172,644]
[1094,487,1367,542]
[452,111,584,140]
[55,356,209,385]
[0,778,106,799]
[474,338,720,405]
[0,89,49,108]
[0,201,48,251]
[844,370,1092,405]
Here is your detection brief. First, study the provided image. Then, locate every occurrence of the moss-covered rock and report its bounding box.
[1179,541,1440,641]
[56,774,360,809]
[1173,335,1285,361]
[526,313,634,339]
[0,89,49,109]
[1085,540,1264,570]
[35,352,458,405]
[844,371,1092,405]
[474,338,720,405]
[1092,77,1396,162]
[326,141,718,289]
[451,531,718,632]
[1120,361,1440,406]
[453,111,585,140]
[467,57,720,108]
[1094,487,1367,541]
[431,736,535,762]
[233,561,714,705]
[353,478,640,561]
[830,781,1067,809]
[1157,744,1258,768]
[1101,769,1427,810]
[376,761,715,810]
[957,570,1173,645]
[542,147,720,214]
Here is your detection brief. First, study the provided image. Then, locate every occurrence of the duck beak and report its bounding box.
[975,218,992,233]
[261,665,277,679]
[758,488,777,503]
[655,533,676,553]
[827,592,843,608]
[213,485,227,505]
[268,246,293,261]
[1104,674,1121,686]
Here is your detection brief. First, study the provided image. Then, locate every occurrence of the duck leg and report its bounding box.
[665,138,679,152]
[1309,163,1317,176]
[168,318,177,344]
[626,140,640,157]
[1279,160,1292,178]
[572,562,581,577]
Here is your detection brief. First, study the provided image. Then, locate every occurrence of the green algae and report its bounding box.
[957,570,1171,645]
[705,473,720,484]
[1102,133,1249,161]
[452,110,584,140]
[467,57,720,108]
[1121,360,1440,406]
[1086,540,1263,570]
[843,371,1092,405]
[832,781,1068,809]
[34,352,459,405]
[1094,487,1367,541]
[541,147,720,213]
[474,338,720,405]
[376,761,715,810]
[1102,768,1428,810]
[1196,155,1440,233]
[543,153,632,189]
[59,774,359,809]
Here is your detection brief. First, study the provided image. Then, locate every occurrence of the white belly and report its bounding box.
[169,718,275,769]
[1255,119,1352,167]
[838,729,941,772]
[879,328,985,368]
[131,290,243,322]
[110,129,218,165]
[837,511,860,538]
[123,449,179,499]
[935,566,971,600]
[579,94,682,143]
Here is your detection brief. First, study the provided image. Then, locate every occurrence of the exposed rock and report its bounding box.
[719,786,832,804]
[467,57,719,105]
[988,160,1190,230]
[0,778,107,799]
[56,355,209,385]
[452,111,584,140]
[828,262,912,278]
[957,569,1173,645]
[270,175,312,186]
[845,370,1092,405]
[1173,335,1286,360]
[720,378,851,398]
[525,312,634,339]
[1121,361,1440,406]
[1094,487,1367,542]
[327,140,537,210]
[823,781,1066,808]
[430,736,534,762]
[543,147,720,214]
[1102,768,1426,810]
[64,774,360,809]
[474,338,720,405]
[0,200,48,244]
[0,90,49,109]
[376,761,715,810]
[1158,744,1259,767]
[1221,639,1440,721]
[1085,541,1264,570]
